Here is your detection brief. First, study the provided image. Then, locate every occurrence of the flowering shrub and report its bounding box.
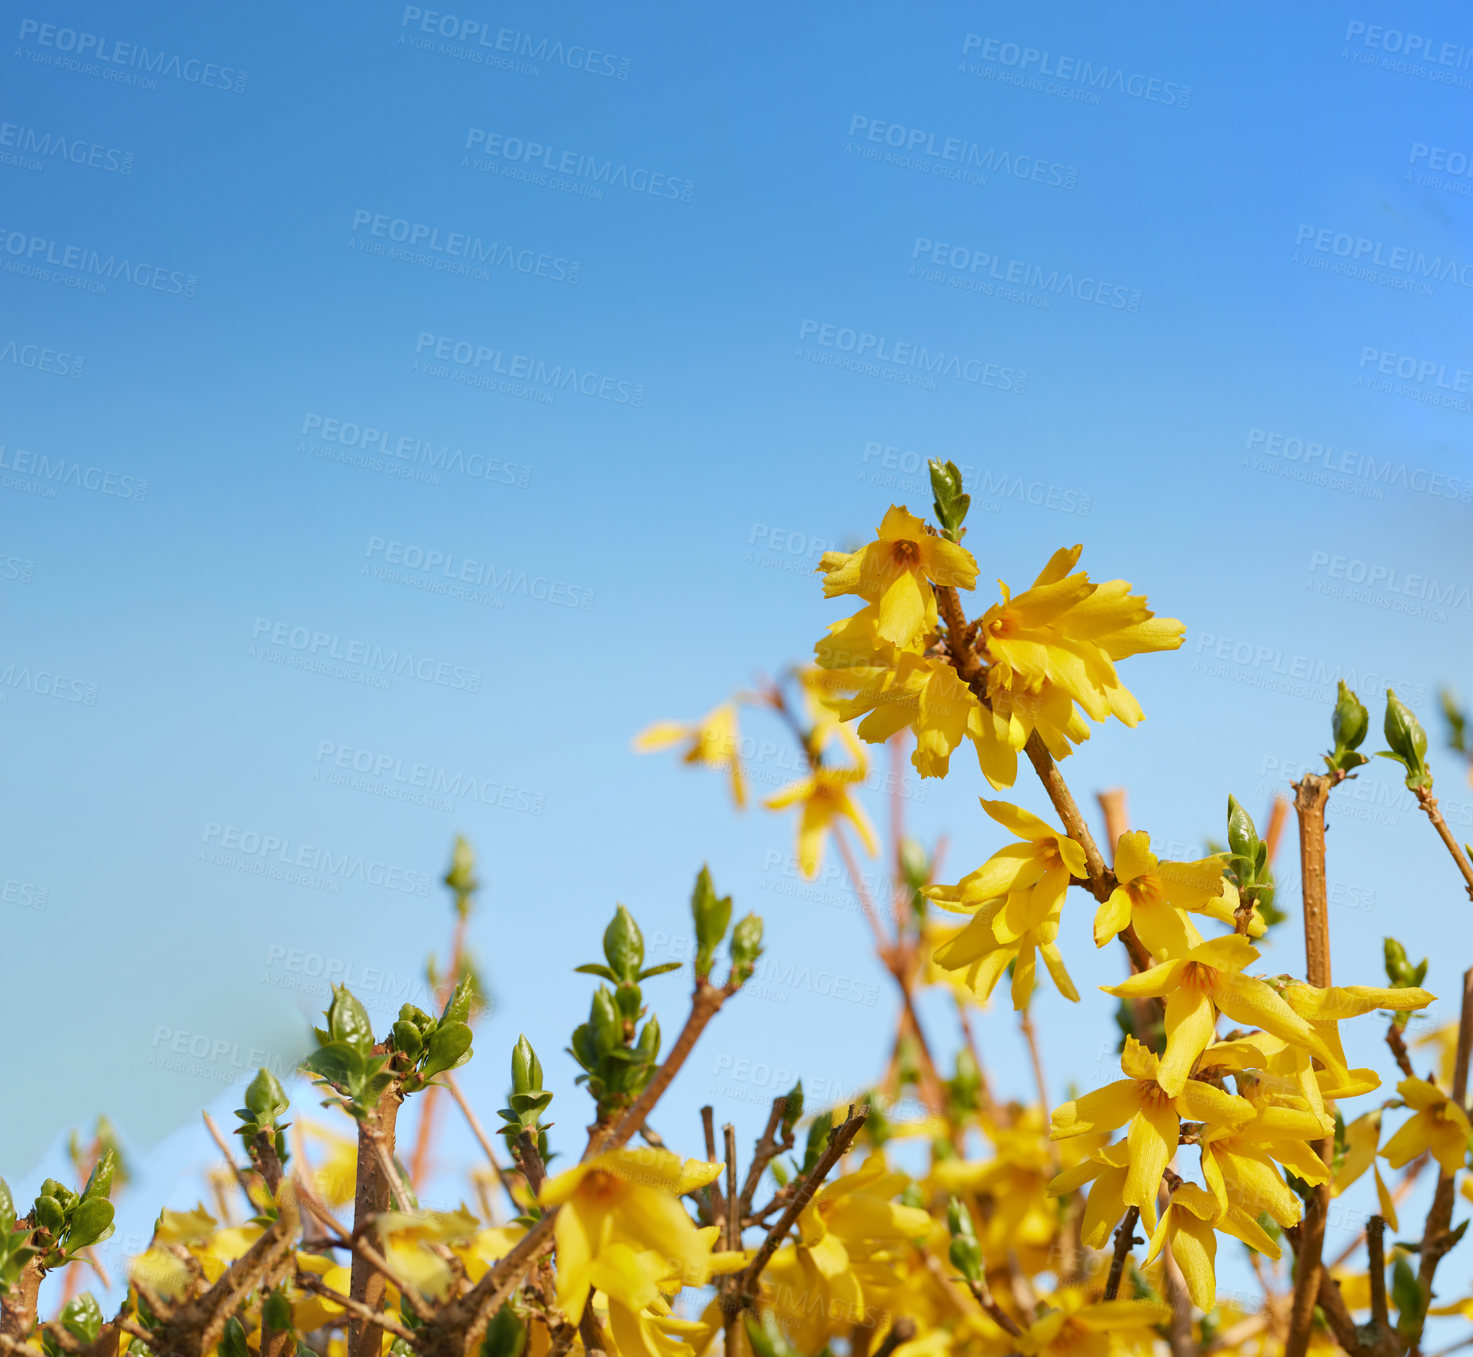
[4,463,1473,1357]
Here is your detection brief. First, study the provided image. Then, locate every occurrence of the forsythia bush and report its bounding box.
[5,463,1473,1357]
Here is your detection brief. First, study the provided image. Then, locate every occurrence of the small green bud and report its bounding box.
[441,974,476,1026]
[780,1082,804,1135]
[603,905,645,983]
[591,987,622,1053]
[327,986,375,1053]
[946,1197,982,1282]
[801,1111,833,1176]
[0,1178,14,1233]
[420,1021,473,1081]
[444,835,479,900]
[729,913,764,985]
[691,866,733,979]
[1381,690,1433,791]
[243,1069,288,1123]
[512,1035,542,1095]
[33,1194,64,1235]
[391,1021,424,1062]
[929,458,971,541]
[221,1316,251,1357]
[1226,795,1258,866]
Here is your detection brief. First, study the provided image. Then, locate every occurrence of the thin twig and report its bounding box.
[1414,787,1473,902]
[732,1108,867,1305]
[1104,1206,1140,1301]
[873,1317,917,1357]
[201,1111,257,1209]
[296,1272,420,1345]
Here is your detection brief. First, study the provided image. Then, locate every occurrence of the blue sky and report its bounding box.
[5,0,1473,1318]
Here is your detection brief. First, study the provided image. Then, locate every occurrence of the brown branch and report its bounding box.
[721,1124,741,1357]
[577,1304,609,1357]
[596,977,734,1157]
[731,1108,867,1307]
[737,1096,791,1223]
[1414,967,1473,1344]
[1368,1216,1391,1338]
[1096,789,1129,853]
[1413,788,1473,902]
[0,1258,42,1344]
[513,1129,547,1196]
[1285,773,1335,1357]
[349,1076,405,1357]
[296,1272,420,1345]
[201,1112,258,1211]
[963,1275,1023,1338]
[1104,1206,1140,1301]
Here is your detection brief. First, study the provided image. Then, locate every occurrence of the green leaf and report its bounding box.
[262,1289,294,1333]
[780,1082,804,1135]
[1226,795,1258,865]
[420,1021,473,1081]
[573,964,618,980]
[221,1316,251,1357]
[636,961,683,980]
[301,1041,365,1088]
[801,1111,833,1176]
[481,1304,527,1357]
[590,987,622,1054]
[441,974,476,1027]
[65,1197,114,1252]
[327,986,375,1053]
[60,1293,103,1345]
[602,905,645,984]
[0,1179,15,1234]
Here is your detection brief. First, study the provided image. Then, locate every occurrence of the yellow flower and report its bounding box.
[1199,1103,1331,1229]
[831,650,982,779]
[1102,934,1336,1096]
[1381,1077,1472,1176]
[1280,982,1435,1068]
[979,545,1184,723]
[1144,1182,1280,1311]
[927,799,1088,1008]
[375,1205,481,1300]
[1015,1289,1169,1357]
[819,505,979,649]
[1333,1110,1398,1229]
[1050,1036,1253,1230]
[634,703,746,808]
[764,766,878,879]
[538,1149,724,1322]
[1047,1140,1133,1250]
[1092,834,1239,957]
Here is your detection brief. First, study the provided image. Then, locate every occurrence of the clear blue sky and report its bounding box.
[5,0,1473,1316]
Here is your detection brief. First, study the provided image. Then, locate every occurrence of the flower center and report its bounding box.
[892,540,920,567]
